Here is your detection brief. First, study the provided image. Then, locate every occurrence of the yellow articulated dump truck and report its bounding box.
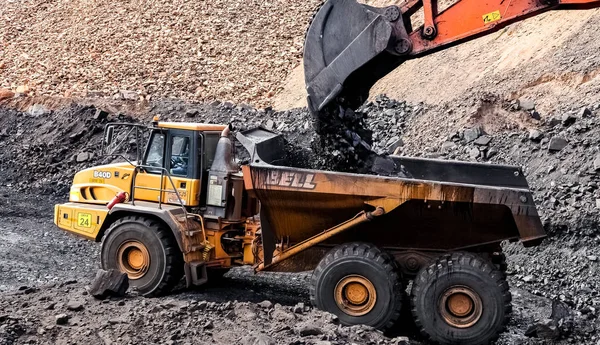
[54,119,545,345]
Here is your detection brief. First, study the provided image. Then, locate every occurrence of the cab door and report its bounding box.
[134,130,201,206]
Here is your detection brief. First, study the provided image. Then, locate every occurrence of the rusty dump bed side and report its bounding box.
[237,129,545,267]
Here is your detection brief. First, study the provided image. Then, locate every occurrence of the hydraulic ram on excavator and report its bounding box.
[304,0,600,114]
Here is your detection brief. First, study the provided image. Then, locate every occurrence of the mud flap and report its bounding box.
[260,207,276,266]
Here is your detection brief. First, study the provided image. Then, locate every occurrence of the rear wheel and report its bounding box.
[411,252,511,345]
[101,216,183,296]
[310,242,404,331]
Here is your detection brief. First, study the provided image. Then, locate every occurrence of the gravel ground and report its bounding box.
[0,189,98,292]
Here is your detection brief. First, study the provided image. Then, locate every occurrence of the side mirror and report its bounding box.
[105,126,114,146]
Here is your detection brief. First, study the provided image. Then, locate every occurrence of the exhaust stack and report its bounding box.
[205,125,243,220]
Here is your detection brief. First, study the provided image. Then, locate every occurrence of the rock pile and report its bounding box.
[0,95,423,196]
[0,0,322,107]
[399,104,600,236]
[0,104,136,196]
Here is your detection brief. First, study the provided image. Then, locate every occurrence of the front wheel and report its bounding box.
[411,252,511,345]
[310,242,404,331]
[101,216,183,296]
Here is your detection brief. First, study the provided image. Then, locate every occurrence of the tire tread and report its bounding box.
[102,215,183,297]
[411,252,511,345]
[310,242,403,331]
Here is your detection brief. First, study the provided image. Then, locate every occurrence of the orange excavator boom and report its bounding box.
[408,0,600,55]
[304,0,600,115]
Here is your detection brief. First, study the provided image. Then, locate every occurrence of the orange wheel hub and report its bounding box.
[117,240,150,280]
[439,286,483,328]
[334,275,377,316]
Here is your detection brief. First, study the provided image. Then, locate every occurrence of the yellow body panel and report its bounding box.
[69,162,135,204]
[54,203,109,240]
[134,173,200,206]
[69,161,201,207]
[157,122,226,131]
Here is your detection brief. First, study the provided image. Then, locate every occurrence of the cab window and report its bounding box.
[143,132,165,173]
[203,133,219,169]
[170,135,190,176]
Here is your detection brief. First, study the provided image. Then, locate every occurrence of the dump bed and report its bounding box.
[237,128,545,264]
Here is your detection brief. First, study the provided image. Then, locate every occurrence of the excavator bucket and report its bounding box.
[304,0,407,114]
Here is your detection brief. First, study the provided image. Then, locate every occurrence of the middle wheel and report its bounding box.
[310,242,404,331]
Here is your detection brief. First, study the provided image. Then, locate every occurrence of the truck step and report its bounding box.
[184,230,204,237]
[189,245,205,252]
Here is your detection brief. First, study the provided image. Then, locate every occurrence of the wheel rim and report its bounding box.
[334,275,377,316]
[439,286,483,328]
[117,240,150,280]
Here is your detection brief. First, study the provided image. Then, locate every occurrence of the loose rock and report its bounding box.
[469,147,480,159]
[463,127,481,142]
[562,113,577,126]
[0,88,14,100]
[474,135,491,146]
[257,300,273,309]
[76,152,91,163]
[519,98,536,111]
[89,269,129,300]
[293,302,305,314]
[529,129,543,141]
[593,155,600,171]
[371,156,395,175]
[27,104,49,117]
[525,319,559,339]
[271,305,296,322]
[55,314,69,325]
[441,141,457,151]
[579,107,592,117]
[548,137,568,152]
[295,323,323,336]
[66,300,84,312]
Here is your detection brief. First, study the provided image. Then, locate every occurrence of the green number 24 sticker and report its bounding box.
[77,213,92,228]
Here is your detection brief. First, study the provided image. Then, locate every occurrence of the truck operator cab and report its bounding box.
[137,122,225,208]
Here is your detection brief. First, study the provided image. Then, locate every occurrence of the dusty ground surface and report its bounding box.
[0,0,321,107]
[0,186,595,345]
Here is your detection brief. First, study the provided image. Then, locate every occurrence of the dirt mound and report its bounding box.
[398,101,600,236]
[0,0,321,107]
[0,94,420,196]
[0,103,132,195]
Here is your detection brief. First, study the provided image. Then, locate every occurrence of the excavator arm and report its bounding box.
[304,0,600,115]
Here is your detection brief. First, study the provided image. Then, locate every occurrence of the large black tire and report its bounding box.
[310,242,404,331]
[411,252,511,345]
[101,216,184,297]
